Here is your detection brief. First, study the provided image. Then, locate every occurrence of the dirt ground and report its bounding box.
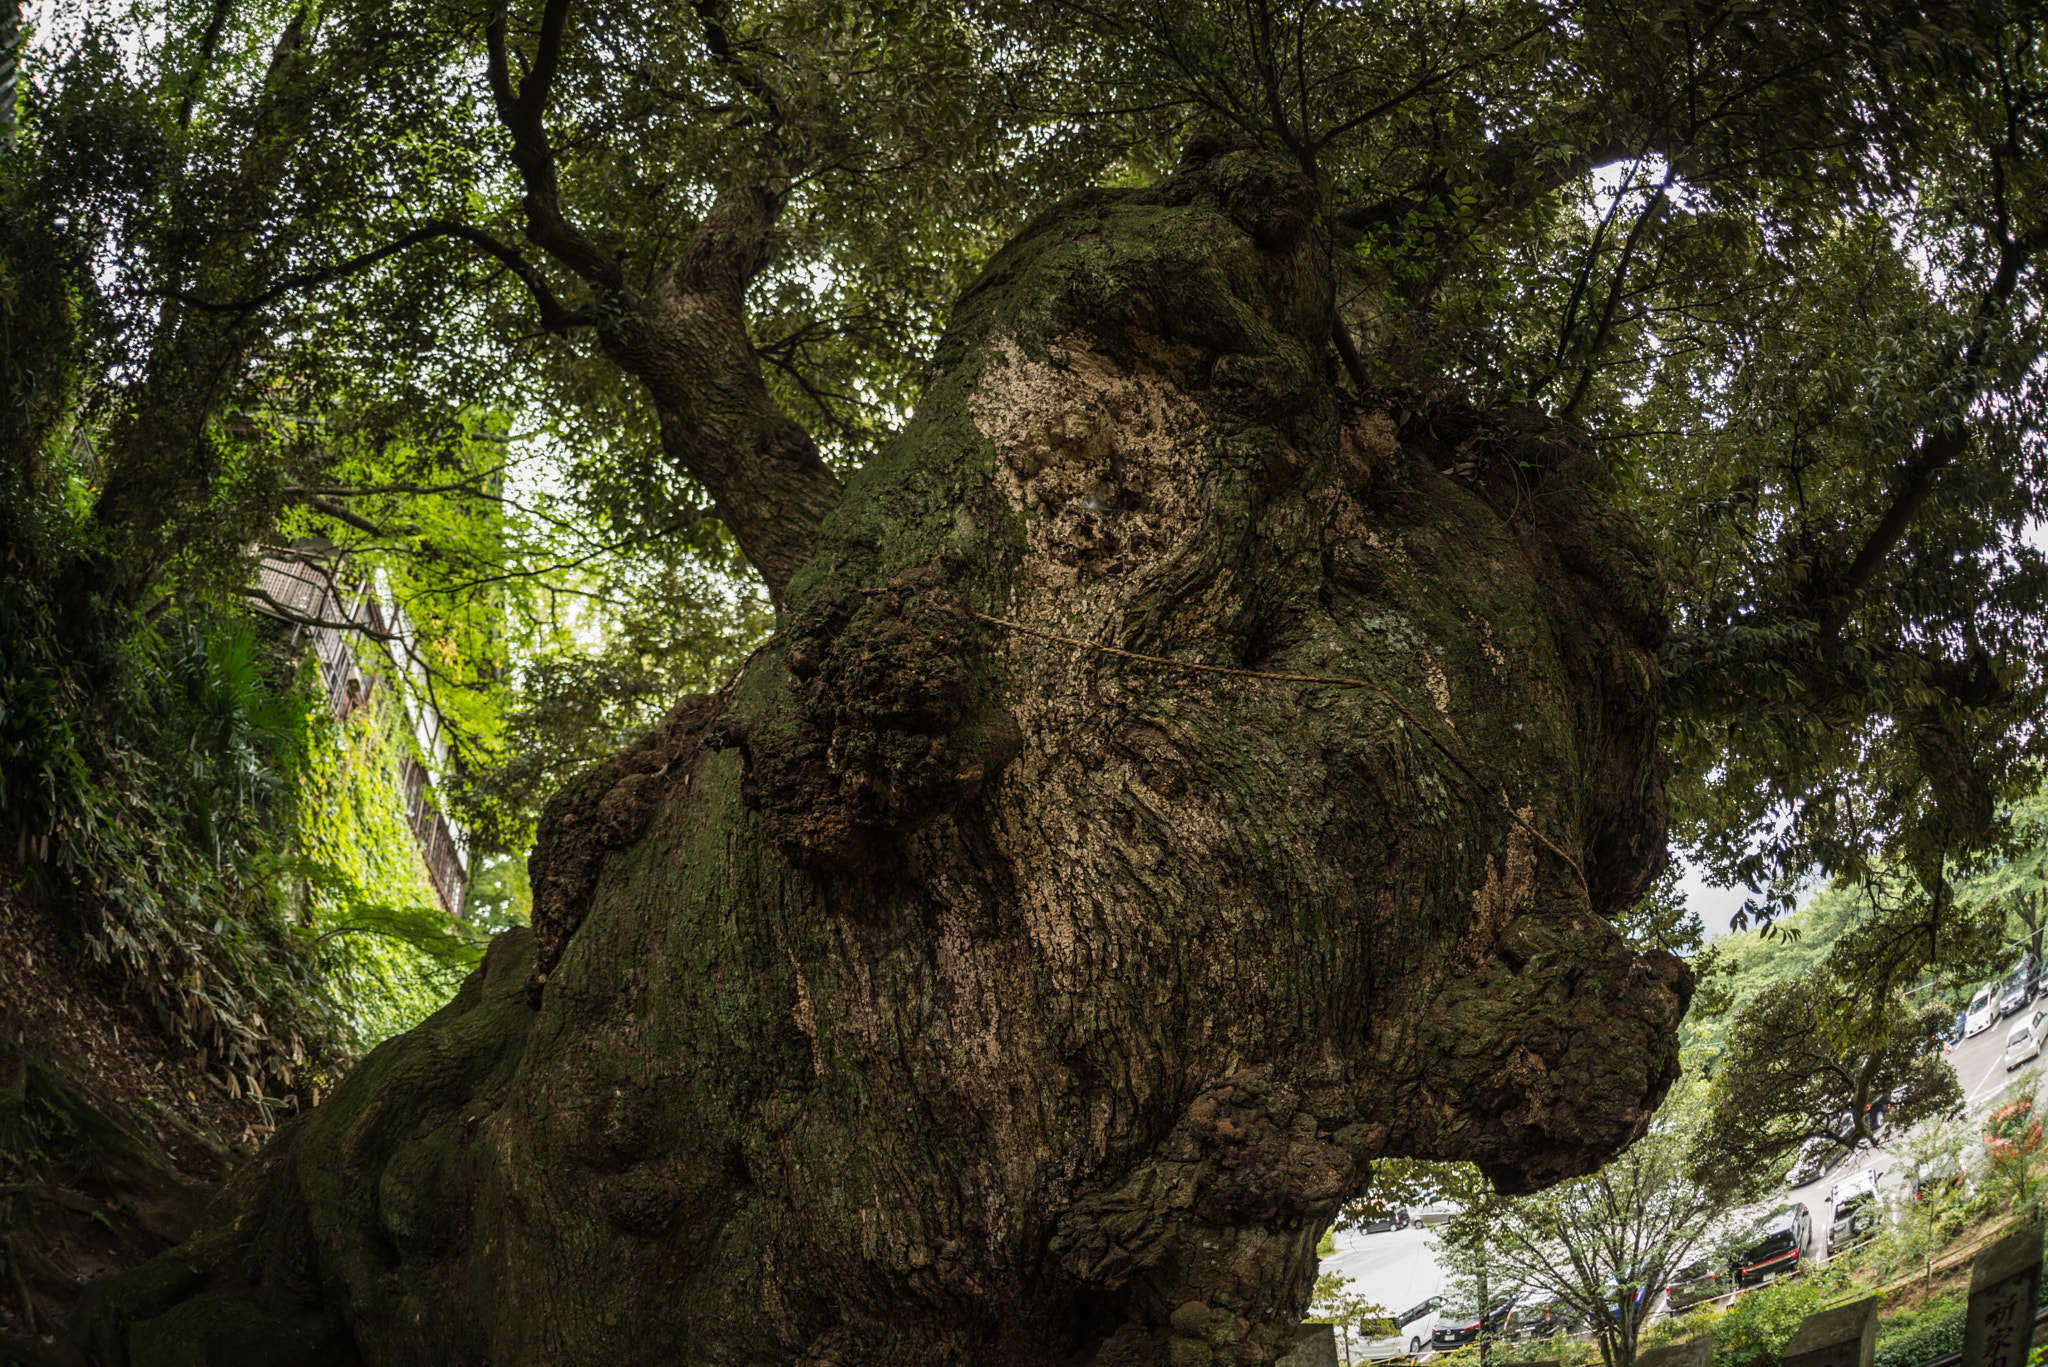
[0,859,284,1341]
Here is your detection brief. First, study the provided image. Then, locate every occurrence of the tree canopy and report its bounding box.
[16,0,2048,996]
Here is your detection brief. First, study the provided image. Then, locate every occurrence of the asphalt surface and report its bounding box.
[1315,994,2046,1342]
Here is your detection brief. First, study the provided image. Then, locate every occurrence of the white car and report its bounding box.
[1967,982,2001,1037]
[1357,1296,1444,1360]
[2005,1012,2044,1070]
[1826,1168,1883,1256]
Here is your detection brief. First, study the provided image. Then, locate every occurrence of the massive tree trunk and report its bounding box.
[71,146,1689,1367]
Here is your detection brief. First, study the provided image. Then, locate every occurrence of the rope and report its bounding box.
[970,610,1589,890]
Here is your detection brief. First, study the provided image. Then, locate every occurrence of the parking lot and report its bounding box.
[1317,989,2045,1359]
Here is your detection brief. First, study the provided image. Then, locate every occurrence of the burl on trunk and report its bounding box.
[75,147,1688,1366]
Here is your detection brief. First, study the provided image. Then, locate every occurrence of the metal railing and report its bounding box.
[253,554,470,916]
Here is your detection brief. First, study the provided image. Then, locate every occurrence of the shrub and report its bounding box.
[1711,1265,1854,1367]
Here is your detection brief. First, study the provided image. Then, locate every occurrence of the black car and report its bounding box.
[1735,1204,1814,1288]
[1432,1299,1518,1350]
[1509,1297,1572,1340]
[1999,959,2041,1018]
[1357,1206,1412,1234]
[1665,1259,1730,1311]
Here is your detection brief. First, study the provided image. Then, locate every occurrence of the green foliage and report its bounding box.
[1305,1270,1393,1360]
[1956,788,2048,966]
[1873,1299,1967,1367]
[1704,1262,1855,1367]
[449,550,773,854]
[290,683,479,1050]
[0,566,350,1099]
[0,437,498,1084]
[1685,882,1883,1060]
[1694,971,1960,1191]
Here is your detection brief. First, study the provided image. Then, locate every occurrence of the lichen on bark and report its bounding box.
[72,143,1688,1367]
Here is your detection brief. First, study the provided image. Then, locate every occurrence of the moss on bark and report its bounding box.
[67,144,1687,1367]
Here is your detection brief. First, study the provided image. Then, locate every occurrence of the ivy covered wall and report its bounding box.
[290,661,482,1051]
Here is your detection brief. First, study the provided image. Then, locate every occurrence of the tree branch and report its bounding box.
[690,0,785,128]
[1823,217,2048,619]
[176,0,239,129]
[236,585,401,642]
[485,0,624,292]
[166,221,594,331]
[290,493,407,539]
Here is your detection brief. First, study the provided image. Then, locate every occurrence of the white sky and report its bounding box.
[1678,857,1759,941]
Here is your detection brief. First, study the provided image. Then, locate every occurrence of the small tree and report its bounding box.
[1306,1273,1395,1367]
[1879,1112,1974,1286]
[1984,1069,2047,1218]
[1433,1080,1776,1367]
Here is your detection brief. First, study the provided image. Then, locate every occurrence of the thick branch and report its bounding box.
[484,0,623,292]
[594,183,842,606]
[690,0,785,128]
[1824,218,2048,618]
[175,0,238,129]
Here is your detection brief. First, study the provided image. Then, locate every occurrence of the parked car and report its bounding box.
[1999,960,2040,1018]
[1826,1168,1883,1257]
[1786,1135,1847,1187]
[1968,981,2002,1037]
[1507,1295,1573,1340]
[1585,1284,1651,1331]
[1432,1298,1518,1350]
[1943,1011,1967,1053]
[1735,1203,1814,1287]
[1354,1203,1413,1234]
[1664,1259,1731,1311]
[1409,1196,1459,1226]
[1358,1296,1444,1359]
[1911,1156,1968,1202]
[2006,1011,2046,1071]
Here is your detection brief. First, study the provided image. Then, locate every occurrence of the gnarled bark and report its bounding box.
[73,146,1687,1367]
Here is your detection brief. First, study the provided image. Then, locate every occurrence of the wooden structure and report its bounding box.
[254,552,471,915]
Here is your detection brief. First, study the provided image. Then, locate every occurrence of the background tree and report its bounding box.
[1957,789,2048,965]
[1695,970,1962,1192]
[1879,1111,1975,1286]
[1305,1273,1395,1366]
[1435,1079,1777,1367]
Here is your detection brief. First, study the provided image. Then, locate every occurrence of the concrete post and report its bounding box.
[1781,1295,1880,1367]
[1277,1322,1339,1367]
[1964,1221,2044,1367]
[1634,1340,1712,1367]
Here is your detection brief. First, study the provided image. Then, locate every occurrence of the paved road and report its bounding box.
[1319,1220,1450,1320]
[1315,992,2046,1321]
